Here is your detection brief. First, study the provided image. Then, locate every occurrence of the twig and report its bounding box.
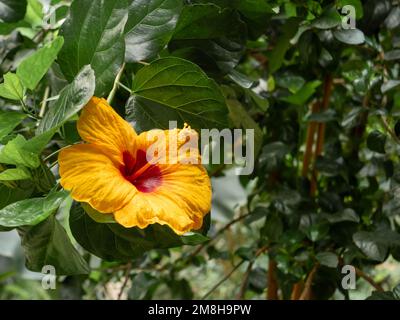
[39,86,50,119]
[380,115,400,145]
[290,281,304,300]
[267,258,279,300]
[310,74,333,195]
[236,246,268,299]
[355,267,384,292]
[202,246,268,300]
[302,101,320,178]
[117,82,132,94]
[188,212,252,259]
[117,262,132,300]
[299,264,319,300]
[202,260,245,300]
[237,260,254,299]
[107,63,126,104]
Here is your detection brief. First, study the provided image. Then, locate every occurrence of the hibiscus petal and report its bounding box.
[77,97,137,166]
[114,164,211,234]
[59,144,137,213]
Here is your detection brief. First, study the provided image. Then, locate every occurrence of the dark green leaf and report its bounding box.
[227,99,263,156]
[227,69,254,89]
[333,29,365,45]
[21,215,89,275]
[37,65,95,134]
[128,57,228,131]
[381,80,400,93]
[367,130,386,154]
[316,252,338,268]
[124,0,182,62]
[353,230,400,262]
[0,190,68,227]
[181,232,209,245]
[58,0,128,96]
[170,3,246,73]
[281,80,321,106]
[384,7,400,29]
[70,203,207,261]
[312,7,342,29]
[0,0,27,23]
[0,184,33,209]
[307,109,337,122]
[0,167,31,181]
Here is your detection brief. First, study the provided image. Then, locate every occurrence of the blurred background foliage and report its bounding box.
[1,0,400,300]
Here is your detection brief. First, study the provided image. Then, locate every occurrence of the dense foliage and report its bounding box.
[1,0,400,300]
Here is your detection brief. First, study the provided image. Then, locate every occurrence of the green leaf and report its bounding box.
[128,57,228,131]
[383,50,400,61]
[367,130,386,154]
[23,129,56,154]
[170,3,246,73]
[21,215,89,275]
[312,6,342,29]
[366,291,397,300]
[227,69,254,89]
[37,65,95,134]
[337,0,363,19]
[307,109,337,122]
[227,99,263,157]
[315,252,338,268]
[0,167,31,181]
[124,0,182,62]
[268,18,299,73]
[70,202,207,261]
[0,110,26,140]
[0,72,24,101]
[82,202,115,224]
[0,190,68,227]
[281,80,322,105]
[0,183,33,209]
[384,7,400,29]
[322,208,360,224]
[0,0,27,23]
[353,230,400,262]
[0,20,29,35]
[24,0,42,27]
[17,37,64,90]
[333,29,365,45]
[381,80,400,93]
[0,135,40,168]
[261,213,283,243]
[181,232,209,245]
[58,0,128,96]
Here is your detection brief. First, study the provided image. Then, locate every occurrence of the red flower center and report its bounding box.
[120,150,162,193]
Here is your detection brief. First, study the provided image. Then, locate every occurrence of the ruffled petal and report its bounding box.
[114,164,211,234]
[77,97,137,166]
[59,143,137,213]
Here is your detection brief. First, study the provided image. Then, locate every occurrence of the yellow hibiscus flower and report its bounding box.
[58,97,211,235]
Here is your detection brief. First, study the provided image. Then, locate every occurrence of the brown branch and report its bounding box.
[267,258,279,300]
[290,281,304,300]
[310,75,334,196]
[237,260,255,300]
[202,260,246,300]
[355,267,384,292]
[299,264,319,300]
[301,101,320,178]
[117,262,132,300]
[188,212,252,259]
